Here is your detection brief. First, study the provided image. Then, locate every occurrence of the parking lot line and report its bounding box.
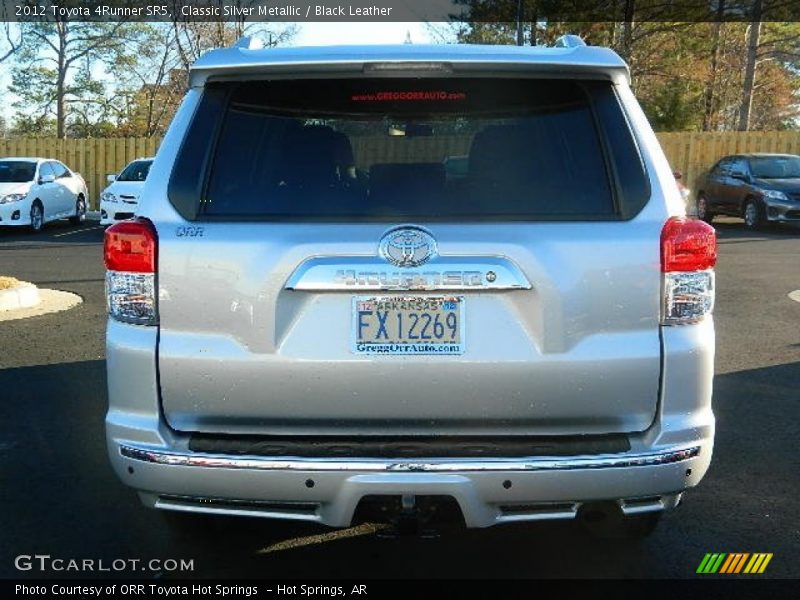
[53,225,104,238]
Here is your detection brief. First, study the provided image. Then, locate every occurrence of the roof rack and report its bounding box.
[553,35,587,48]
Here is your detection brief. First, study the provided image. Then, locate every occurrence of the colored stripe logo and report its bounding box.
[697,553,773,574]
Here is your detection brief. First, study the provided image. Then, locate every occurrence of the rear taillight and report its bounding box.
[104,218,157,325]
[660,217,716,325]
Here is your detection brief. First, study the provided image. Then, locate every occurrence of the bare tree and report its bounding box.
[169,1,297,71]
[0,17,22,64]
[12,20,130,138]
[111,24,185,137]
[423,22,465,44]
[738,0,763,131]
[703,1,726,131]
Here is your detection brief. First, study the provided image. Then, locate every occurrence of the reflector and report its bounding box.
[104,218,157,273]
[661,217,716,272]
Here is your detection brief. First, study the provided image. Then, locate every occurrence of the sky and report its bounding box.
[293,22,434,46]
[0,22,439,123]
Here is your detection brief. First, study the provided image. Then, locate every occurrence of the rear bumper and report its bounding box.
[105,317,715,528]
[120,443,700,473]
[112,440,707,528]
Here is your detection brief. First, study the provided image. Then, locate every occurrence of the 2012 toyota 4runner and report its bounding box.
[104,38,717,538]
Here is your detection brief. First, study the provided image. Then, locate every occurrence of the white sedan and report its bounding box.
[99,157,154,225]
[0,157,88,232]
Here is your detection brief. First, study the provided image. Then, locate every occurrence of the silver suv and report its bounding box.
[104,38,717,538]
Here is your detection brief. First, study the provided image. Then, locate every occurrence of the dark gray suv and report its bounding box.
[696,153,800,229]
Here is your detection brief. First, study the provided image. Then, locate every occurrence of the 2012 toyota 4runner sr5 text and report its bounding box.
[103,38,717,539]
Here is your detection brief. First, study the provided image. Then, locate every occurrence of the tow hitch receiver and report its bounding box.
[353,495,464,537]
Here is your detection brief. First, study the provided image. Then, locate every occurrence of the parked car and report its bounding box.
[696,153,800,229]
[104,38,717,539]
[674,170,691,209]
[0,157,87,232]
[100,157,154,225]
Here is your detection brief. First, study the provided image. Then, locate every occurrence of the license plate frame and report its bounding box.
[351,295,465,355]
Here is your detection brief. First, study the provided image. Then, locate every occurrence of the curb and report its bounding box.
[0,288,83,322]
[0,282,41,311]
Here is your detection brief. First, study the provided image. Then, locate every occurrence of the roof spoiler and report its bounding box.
[189,37,630,88]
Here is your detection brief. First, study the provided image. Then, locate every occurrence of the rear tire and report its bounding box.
[69,195,86,225]
[696,194,714,223]
[743,198,765,230]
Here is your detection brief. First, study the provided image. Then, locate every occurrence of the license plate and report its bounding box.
[352,296,465,355]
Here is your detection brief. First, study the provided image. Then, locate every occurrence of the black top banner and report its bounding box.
[3,0,800,23]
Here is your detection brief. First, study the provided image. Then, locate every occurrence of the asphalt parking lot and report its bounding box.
[0,218,798,579]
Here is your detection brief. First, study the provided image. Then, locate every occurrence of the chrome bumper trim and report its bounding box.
[119,444,700,473]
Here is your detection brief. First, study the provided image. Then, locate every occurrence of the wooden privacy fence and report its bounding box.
[3,131,800,208]
[656,131,800,193]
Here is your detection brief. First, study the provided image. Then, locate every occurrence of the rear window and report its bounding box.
[117,160,153,182]
[169,78,649,221]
